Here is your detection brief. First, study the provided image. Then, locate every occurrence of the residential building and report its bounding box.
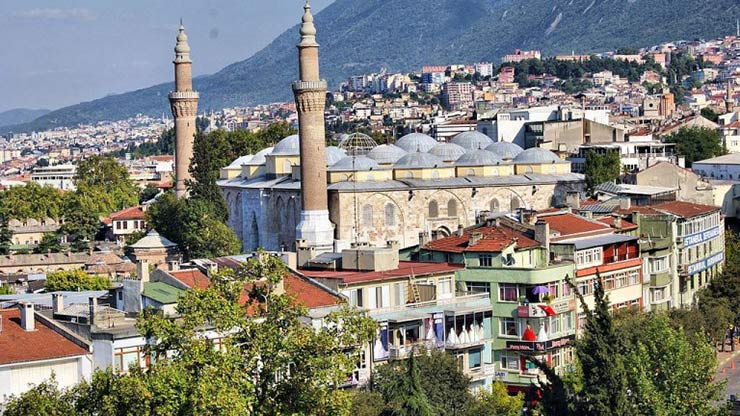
[692,153,740,180]
[503,50,541,63]
[442,82,474,111]
[105,206,147,244]
[30,164,76,190]
[474,62,494,78]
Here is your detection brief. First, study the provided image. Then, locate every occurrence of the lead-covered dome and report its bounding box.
[367,144,407,164]
[329,155,380,171]
[325,146,346,166]
[486,142,524,160]
[513,147,562,163]
[396,133,438,153]
[429,143,466,162]
[271,135,300,156]
[455,150,503,166]
[451,131,494,151]
[394,152,445,169]
[245,147,274,165]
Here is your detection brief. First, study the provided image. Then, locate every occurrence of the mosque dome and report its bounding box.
[271,135,300,156]
[329,155,380,172]
[485,142,524,160]
[513,147,562,163]
[394,151,445,169]
[325,146,346,166]
[455,150,503,167]
[245,147,274,165]
[367,144,408,164]
[450,131,494,151]
[429,143,466,162]
[395,133,438,153]
[226,155,253,168]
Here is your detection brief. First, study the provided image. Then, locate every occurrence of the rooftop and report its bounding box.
[0,308,89,365]
[108,205,146,221]
[652,201,719,218]
[300,261,463,284]
[539,213,611,238]
[423,225,540,253]
[142,281,184,304]
[693,153,740,165]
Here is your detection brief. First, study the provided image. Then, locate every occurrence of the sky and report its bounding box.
[0,0,334,113]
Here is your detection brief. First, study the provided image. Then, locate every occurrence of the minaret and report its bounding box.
[168,21,199,199]
[293,1,333,249]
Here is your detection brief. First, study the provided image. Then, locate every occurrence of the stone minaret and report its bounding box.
[169,22,199,199]
[293,1,333,249]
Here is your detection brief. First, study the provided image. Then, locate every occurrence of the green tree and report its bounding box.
[664,127,724,167]
[45,269,111,291]
[0,182,64,220]
[139,184,160,204]
[378,354,434,416]
[350,390,387,416]
[147,192,241,260]
[3,378,75,416]
[584,150,622,196]
[61,193,101,248]
[467,381,523,416]
[701,107,720,123]
[34,232,63,254]
[74,155,139,216]
[0,214,13,255]
[0,284,13,295]
[70,369,153,416]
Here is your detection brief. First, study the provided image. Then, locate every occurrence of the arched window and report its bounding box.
[404,171,414,179]
[447,199,458,218]
[385,203,396,226]
[340,174,349,182]
[283,160,293,173]
[524,166,533,174]
[510,197,521,211]
[466,169,476,177]
[490,198,500,213]
[428,200,439,218]
[362,204,373,228]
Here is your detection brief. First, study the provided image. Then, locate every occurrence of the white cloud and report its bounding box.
[13,8,96,22]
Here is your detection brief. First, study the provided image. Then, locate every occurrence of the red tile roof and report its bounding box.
[109,205,145,221]
[423,225,540,253]
[596,216,639,231]
[0,308,89,365]
[652,201,719,218]
[284,274,343,308]
[149,155,174,162]
[614,206,663,216]
[300,261,464,284]
[170,269,210,290]
[539,213,611,237]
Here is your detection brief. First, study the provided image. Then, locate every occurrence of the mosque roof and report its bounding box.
[366,144,408,164]
[129,230,177,250]
[325,146,346,166]
[429,143,466,162]
[226,155,253,168]
[328,155,381,172]
[513,147,563,163]
[485,142,524,160]
[245,147,274,165]
[450,131,494,151]
[394,151,445,169]
[454,150,503,167]
[395,133,438,153]
[271,135,300,156]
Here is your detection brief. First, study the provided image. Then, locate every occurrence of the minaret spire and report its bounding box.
[293,0,333,253]
[169,22,199,199]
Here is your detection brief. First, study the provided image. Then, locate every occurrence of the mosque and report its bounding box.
[214,3,586,254]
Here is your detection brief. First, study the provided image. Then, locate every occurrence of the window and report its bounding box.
[563,312,574,332]
[466,281,490,294]
[344,288,363,307]
[115,221,121,230]
[490,198,500,213]
[469,348,482,370]
[548,281,559,298]
[549,315,561,335]
[501,352,519,371]
[466,169,476,177]
[652,288,665,302]
[123,221,128,230]
[575,247,603,268]
[499,283,518,302]
[500,318,518,337]
[615,272,627,288]
[510,198,521,211]
[603,275,615,291]
[479,254,493,267]
[628,270,639,286]
[394,282,407,305]
[384,203,396,226]
[368,285,390,309]
[562,281,572,297]
[362,205,373,228]
[649,256,669,273]
[577,279,593,296]
[428,200,439,218]
[438,277,452,297]
[114,346,149,373]
[447,199,458,217]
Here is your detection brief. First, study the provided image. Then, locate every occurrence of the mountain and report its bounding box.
[4,0,739,134]
[0,108,50,128]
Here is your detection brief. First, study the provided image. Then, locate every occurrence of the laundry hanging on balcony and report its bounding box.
[522,325,536,341]
[538,304,557,316]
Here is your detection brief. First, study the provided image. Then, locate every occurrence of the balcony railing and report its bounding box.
[467,363,497,380]
[602,253,640,264]
[368,292,490,316]
[517,299,573,318]
[389,340,437,360]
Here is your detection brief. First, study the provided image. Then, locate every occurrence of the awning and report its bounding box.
[538,304,557,316]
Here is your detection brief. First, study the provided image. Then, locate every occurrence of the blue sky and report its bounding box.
[0,0,333,113]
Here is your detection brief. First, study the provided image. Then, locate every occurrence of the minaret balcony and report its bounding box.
[168,91,200,100]
[292,80,327,92]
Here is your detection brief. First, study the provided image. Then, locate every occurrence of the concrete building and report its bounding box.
[502,49,541,63]
[168,23,199,199]
[31,164,76,190]
[442,82,474,110]
[692,153,740,180]
[625,162,716,206]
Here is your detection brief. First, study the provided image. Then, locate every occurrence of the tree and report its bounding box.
[701,107,720,123]
[147,192,241,260]
[584,150,622,196]
[139,184,160,204]
[0,182,64,220]
[74,155,139,216]
[467,382,523,416]
[664,127,724,167]
[378,354,434,416]
[61,193,101,249]
[0,214,13,255]
[70,369,153,416]
[45,269,111,291]
[349,390,386,416]
[3,378,75,416]
[34,232,63,254]
[0,284,13,295]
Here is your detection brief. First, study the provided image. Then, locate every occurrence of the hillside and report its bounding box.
[0,108,50,128]
[4,0,739,134]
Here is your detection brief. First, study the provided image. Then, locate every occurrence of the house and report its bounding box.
[105,206,147,244]
[0,303,92,403]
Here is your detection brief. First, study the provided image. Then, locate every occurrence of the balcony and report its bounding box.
[389,340,437,360]
[368,292,490,317]
[517,299,573,318]
[603,253,640,264]
[467,363,497,380]
[506,334,575,354]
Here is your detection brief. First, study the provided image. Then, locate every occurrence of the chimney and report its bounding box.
[468,232,483,247]
[522,210,538,225]
[88,297,98,326]
[613,216,623,229]
[418,232,429,247]
[18,301,35,331]
[137,259,150,283]
[566,191,580,210]
[52,293,64,315]
[534,220,550,250]
[456,224,464,237]
[619,198,631,210]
